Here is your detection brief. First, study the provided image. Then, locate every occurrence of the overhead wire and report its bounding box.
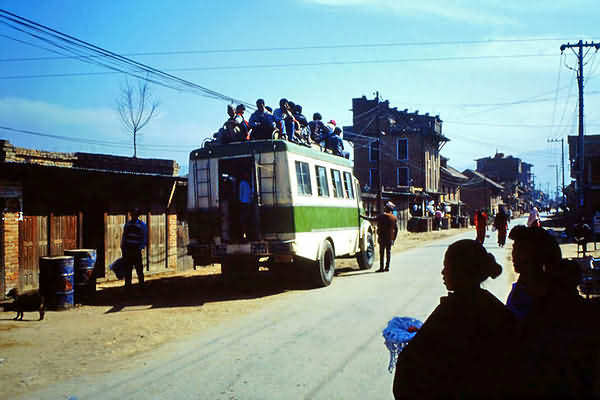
[0,10,255,109]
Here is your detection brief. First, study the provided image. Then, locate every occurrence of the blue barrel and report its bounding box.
[64,249,97,303]
[39,256,74,310]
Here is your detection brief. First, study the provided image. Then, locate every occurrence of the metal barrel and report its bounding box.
[64,249,97,303]
[39,256,74,310]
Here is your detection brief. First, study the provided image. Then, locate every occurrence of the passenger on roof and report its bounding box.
[249,98,275,140]
[294,104,310,144]
[327,127,350,159]
[234,104,250,141]
[217,104,237,144]
[273,98,295,141]
[308,112,329,150]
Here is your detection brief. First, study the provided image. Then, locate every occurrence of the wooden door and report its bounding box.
[105,214,126,272]
[19,216,38,290]
[49,215,78,256]
[149,213,166,272]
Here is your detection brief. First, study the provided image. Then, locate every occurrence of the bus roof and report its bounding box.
[190,140,353,168]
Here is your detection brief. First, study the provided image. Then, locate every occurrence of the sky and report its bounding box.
[1,1,599,198]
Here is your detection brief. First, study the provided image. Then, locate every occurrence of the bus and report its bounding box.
[187,139,375,287]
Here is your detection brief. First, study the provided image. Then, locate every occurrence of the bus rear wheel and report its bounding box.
[311,240,335,287]
[357,230,375,270]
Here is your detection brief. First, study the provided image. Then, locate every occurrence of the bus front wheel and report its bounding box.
[357,230,375,270]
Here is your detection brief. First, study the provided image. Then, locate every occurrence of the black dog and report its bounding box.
[5,288,46,321]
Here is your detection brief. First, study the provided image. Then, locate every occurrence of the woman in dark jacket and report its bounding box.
[393,239,516,399]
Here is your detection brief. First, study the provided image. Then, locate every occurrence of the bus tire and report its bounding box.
[312,240,335,287]
[357,229,375,270]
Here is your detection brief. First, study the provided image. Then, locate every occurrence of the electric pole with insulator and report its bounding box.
[560,40,600,211]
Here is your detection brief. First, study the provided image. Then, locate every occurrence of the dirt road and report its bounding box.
[1,227,475,399]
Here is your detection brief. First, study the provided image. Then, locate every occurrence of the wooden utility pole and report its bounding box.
[375,92,383,214]
[560,40,600,210]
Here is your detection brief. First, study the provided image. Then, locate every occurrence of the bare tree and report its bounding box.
[117,79,159,158]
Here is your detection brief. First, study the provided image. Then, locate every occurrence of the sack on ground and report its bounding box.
[109,257,126,280]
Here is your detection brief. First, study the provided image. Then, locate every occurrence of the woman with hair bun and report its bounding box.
[393,239,516,400]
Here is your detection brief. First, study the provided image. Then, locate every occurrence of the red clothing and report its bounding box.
[475,212,488,244]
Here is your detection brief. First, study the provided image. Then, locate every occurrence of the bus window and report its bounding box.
[295,161,312,195]
[315,165,330,197]
[343,172,355,199]
[330,169,344,198]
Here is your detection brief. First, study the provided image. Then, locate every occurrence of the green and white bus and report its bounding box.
[187,139,375,286]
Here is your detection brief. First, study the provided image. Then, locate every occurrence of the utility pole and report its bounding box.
[560,40,600,210]
[375,91,383,215]
[547,138,565,208]
[548,164,559,203]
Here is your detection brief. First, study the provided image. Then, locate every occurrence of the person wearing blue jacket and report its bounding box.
[121,208,148,288]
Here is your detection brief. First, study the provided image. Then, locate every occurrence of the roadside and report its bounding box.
[0,227,471,399]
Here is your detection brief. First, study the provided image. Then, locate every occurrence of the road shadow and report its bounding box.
[81,270,316,314]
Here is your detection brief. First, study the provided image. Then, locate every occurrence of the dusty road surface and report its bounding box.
[1,225,521,400]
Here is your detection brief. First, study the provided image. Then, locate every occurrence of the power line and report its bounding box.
[0,53,560,80]
[0,9,255,108]
[0,36,594,63]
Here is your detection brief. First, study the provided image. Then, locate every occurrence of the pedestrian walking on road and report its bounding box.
[494,208,509,247]
[474,209,488,244]
[527,206,541,227]
[121,208,148,289]
[393,239,516,399]
[361,201,398,272]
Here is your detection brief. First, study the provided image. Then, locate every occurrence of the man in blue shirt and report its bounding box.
[273,98,296,141]
[238,172,254,241]
[327,127,350,158]
[121,208,148,288]
[249,98,275,140]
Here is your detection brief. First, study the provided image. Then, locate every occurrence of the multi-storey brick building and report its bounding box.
[344,96,448,229]
[475,153,534,212]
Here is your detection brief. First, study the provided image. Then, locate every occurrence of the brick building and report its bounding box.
[440,156,468,219]
[475,153,534,212]
[461,169,504,217]
[568,134,600,215]
[344,96,449,230]
[0,140,191,296]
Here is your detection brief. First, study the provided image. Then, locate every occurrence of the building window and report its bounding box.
[331,169,344,198]
[295,161,312,195]
[343,172,355,199]
[369,168,379,189]
[315,165,329,197]
[369,140,379,162]
[397,138,408,161]
[397,167,409,186]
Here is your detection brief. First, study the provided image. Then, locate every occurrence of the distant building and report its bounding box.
[475,153,533,212]
[461,169,505,217]
[344,96,449,230]
[568,134,600,214]
[440,156,468,217]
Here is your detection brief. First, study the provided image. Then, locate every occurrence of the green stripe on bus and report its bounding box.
[261,205,359,233]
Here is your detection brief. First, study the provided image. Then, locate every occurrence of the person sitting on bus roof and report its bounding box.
[249,98,275,140]
[308,112,329,150]
[234,104,250,141]
[217,104,237,144]
[273,98,295,141]
[327,127,350,159]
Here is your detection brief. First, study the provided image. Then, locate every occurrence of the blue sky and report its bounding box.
[1,1,599,197]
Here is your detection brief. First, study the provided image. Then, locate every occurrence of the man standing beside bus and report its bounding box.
[121,208,148,289]
[362,201,398,272]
